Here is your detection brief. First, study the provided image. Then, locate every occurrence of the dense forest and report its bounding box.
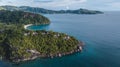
[0,6,103,14]
[0,11,82,63]
[0,10,50,25]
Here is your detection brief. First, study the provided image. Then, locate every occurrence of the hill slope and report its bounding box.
[0,6,103,14]
[0,11,83,63]
[0,10,50,25]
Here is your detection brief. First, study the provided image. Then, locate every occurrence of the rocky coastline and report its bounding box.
[12,41,84,63]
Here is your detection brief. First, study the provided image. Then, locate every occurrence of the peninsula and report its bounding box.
[0,10,83,63]
[0,6,103,14]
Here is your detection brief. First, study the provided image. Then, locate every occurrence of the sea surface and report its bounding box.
[1,12,120,67]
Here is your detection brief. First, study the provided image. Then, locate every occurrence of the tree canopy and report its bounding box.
[0,10,80,62]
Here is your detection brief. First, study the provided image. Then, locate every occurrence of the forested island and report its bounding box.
[0,6,103,14]
[0,10,83,63]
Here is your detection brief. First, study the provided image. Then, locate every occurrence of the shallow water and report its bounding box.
[1,12,120,67]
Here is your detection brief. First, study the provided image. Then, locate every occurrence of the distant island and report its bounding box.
[0,6,103,14]
[0,10,83,63]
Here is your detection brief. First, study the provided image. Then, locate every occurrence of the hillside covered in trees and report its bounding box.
[0,10,50,25]
[0,11,83,63]
[0,6,103,14]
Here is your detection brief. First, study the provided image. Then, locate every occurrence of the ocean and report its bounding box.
[1,12,120,67]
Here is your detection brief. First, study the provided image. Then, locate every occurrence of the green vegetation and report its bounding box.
[0,6,103,14]
[0,26,79,62]
[0,10,81,62]
[0,7,5,10]
[0,10,50,25]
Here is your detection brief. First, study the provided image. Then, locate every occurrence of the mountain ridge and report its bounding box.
[0,5,103,14]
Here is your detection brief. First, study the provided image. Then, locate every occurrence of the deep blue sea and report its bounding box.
[1,12,120,67]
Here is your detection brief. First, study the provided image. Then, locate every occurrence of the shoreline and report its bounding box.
[24,24,33,29]
[12,41,84,63]
[24,23,50,30]
[11,24,84,63]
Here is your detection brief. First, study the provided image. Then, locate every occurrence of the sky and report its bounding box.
[0,0,120,11]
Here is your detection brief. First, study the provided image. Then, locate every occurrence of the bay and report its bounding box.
[1,12,120,67]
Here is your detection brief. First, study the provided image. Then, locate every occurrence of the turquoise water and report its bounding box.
[1,12,120,67]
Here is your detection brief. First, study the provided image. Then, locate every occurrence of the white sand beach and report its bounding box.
[24,24,33,29]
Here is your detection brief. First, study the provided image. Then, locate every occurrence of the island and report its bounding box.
[0,10,83,63]
[0,5,103,14]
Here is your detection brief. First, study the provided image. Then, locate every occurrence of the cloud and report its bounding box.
[34,0,53,3]
[0,0,120,11]
[34,0,87,7]
[0,0,87,8]
[7,1,13,4]
[108,2,120,8]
